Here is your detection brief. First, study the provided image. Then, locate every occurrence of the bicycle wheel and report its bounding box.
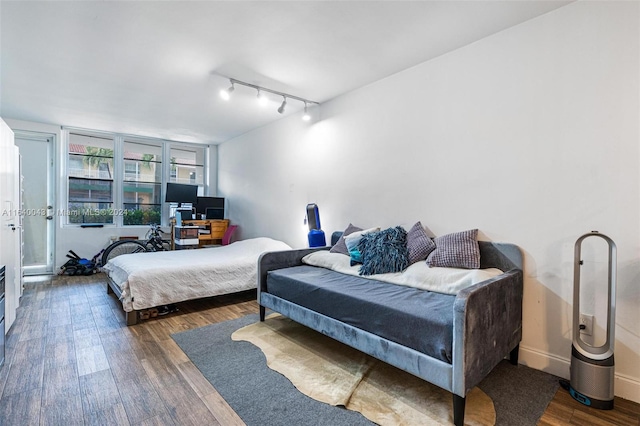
[101,240,148,266]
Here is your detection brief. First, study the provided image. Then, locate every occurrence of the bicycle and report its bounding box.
[101,223,171,266]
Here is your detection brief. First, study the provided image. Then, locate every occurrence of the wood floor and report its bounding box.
[0,273,638,426]
[539,388,639,426]
[0,273,250,426]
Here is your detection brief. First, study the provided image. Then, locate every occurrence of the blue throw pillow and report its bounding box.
[358,226,410,276]
[348,247,363,266]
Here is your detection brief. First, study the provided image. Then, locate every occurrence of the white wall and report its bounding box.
[218,1,640,401]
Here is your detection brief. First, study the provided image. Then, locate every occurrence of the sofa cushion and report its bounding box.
[329,223,363,255]
[426,229,480,269]
[267,265,455,363]
[406,221,436,264]
[358,226,410,275]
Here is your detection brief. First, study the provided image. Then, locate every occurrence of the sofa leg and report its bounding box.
[259,305,265,322]
[453,394,465,426]
[510,344,520,366]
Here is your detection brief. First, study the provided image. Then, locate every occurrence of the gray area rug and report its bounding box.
[171,314,559,426]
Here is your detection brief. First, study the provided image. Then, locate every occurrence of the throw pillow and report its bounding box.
[406,221,436,264]
[329,223,363,255]
[344,227,380,265]
[358,226,410,276]
[426,229,480,269]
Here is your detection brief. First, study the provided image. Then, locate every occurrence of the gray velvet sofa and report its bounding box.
[257,232,523,426]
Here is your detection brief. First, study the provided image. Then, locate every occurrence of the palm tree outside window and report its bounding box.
[67,133,114,224]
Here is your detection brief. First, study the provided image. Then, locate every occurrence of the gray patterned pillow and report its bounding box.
[329,223,363,255]
[426,229,480,269]
[406,221,436,264]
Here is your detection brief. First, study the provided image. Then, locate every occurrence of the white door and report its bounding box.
[14,149,23,297]
[15,132,55,275]
[0,120,20,331]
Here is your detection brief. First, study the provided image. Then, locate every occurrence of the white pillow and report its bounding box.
[344,227,380,252]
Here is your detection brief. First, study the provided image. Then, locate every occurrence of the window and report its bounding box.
[122,140,162,225]
[67,133,114,224]
[65,130,209,226]
[170,146,205,196]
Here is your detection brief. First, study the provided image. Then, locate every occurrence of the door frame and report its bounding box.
[14,130,56,275]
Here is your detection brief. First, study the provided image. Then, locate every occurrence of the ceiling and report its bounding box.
[0,1,571,144]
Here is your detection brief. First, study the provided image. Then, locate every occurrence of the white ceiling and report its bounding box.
[0,1,571,144]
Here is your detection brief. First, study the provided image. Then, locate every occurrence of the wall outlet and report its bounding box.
[579,313,594,336]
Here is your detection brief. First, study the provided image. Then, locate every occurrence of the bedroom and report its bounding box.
[0,1,638,425]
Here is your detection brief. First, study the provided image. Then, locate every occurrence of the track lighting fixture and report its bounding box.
[302,102,311,121]
[219,77,318,120]
[219,81,235,101]
[257,89,268,106]
[277,97,287,114]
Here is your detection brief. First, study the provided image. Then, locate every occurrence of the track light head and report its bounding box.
[220,81,235,101]
[257,89,268,107]
[302,103,311,121]
[277,97,287,114]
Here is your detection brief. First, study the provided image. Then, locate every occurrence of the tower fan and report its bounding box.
[566,231,617,409]
[306,203,326,247]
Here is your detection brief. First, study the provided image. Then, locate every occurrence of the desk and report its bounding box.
[171,219,229,249]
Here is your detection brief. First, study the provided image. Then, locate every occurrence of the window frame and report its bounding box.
[122,137,164,227]
[62,128,210,228]
[164,142,208,223]
[66,130,116,225]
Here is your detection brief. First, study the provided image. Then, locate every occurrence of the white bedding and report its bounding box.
[302,250,503,295]
[103,237,292,311]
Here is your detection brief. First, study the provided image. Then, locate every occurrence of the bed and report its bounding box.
[103,237,292,325]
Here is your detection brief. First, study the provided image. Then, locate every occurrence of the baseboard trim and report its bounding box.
[518,345,640,403]
[615,373,640,404]
[518,344,571,379]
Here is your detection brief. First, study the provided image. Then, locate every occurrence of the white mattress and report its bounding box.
[103,237,292,311]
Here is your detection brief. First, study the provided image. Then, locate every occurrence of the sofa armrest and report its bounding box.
[257,247,330,295]
[451,269,523,395]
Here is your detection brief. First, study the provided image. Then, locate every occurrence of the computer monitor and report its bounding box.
[205,207,225,220]
[195,196,224,216]
[165,183,198,205]
[177,209,194,221]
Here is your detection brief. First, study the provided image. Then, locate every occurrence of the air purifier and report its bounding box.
[569,231,616,410]
[306,203,326,247]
